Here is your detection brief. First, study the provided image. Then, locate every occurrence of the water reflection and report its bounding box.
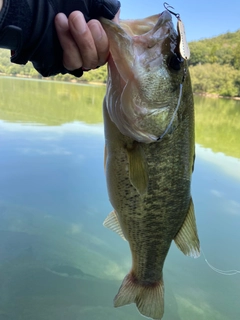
[0,77,105,125]
[194,95,240,159]
[0,78,239,320]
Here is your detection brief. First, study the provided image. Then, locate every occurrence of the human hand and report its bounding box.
[55,10,120,72]
[0,0,120,77]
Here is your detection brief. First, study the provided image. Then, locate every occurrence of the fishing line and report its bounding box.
[157,68,186,141]
[157,2,190,142]
[201,248,240,276]
[157,82,183,141]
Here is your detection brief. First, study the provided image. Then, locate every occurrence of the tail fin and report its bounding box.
[114,273,164,320]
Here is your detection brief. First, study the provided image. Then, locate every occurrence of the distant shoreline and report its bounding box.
[1,74,240,100]
[0,74,106,86]
[194,92,240,101]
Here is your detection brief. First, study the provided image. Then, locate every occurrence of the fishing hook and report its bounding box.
[163,2,180,20]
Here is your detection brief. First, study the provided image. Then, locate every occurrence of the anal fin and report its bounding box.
[174,198,200,258]
[103,210,126,241]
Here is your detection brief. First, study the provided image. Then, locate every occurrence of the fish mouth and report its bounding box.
[149,10,173,34]
[148,10,177,45]
[104,9,182,144]
[159,10,173,24]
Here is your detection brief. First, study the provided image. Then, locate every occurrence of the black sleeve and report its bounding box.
[0,0,120,77]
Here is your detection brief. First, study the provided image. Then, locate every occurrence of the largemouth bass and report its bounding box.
[101,9,200,320]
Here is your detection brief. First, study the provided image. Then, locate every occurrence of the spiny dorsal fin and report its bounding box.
[103,210,126,241]
[126,142,148,195]
[174,198,200,258]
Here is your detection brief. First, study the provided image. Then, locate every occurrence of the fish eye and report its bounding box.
[168,54,182,71]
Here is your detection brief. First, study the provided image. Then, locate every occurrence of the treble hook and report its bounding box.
[163,2,180,20]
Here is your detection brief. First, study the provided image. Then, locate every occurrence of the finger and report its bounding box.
[87,20,109,66]
[55,13,83,70]
[68,11,98,69]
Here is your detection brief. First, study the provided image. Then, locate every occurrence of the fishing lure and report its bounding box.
[164,2,190,60]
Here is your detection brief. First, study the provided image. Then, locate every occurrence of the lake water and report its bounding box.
[0,77,239,320]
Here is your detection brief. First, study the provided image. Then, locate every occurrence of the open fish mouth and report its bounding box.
[156,10,172,26]
[101,8,188,143]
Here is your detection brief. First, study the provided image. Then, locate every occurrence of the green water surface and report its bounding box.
[0,77,239,320]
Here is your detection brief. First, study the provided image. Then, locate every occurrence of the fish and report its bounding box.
[101,9,200,320]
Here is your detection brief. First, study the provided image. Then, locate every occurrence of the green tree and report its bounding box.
[190,63,240,97]
[232,43,240,69]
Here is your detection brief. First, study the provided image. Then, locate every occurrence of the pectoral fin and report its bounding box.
[174,198,200,258]
[103,210,126,241]
[126,142,148,195]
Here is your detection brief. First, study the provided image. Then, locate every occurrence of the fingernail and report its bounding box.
[55,13,68,31]
[71,12,87,34]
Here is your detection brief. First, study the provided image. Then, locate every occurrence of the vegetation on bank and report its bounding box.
[0,48,108,84]
[0,29,239,97]
[189,30,240,97]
